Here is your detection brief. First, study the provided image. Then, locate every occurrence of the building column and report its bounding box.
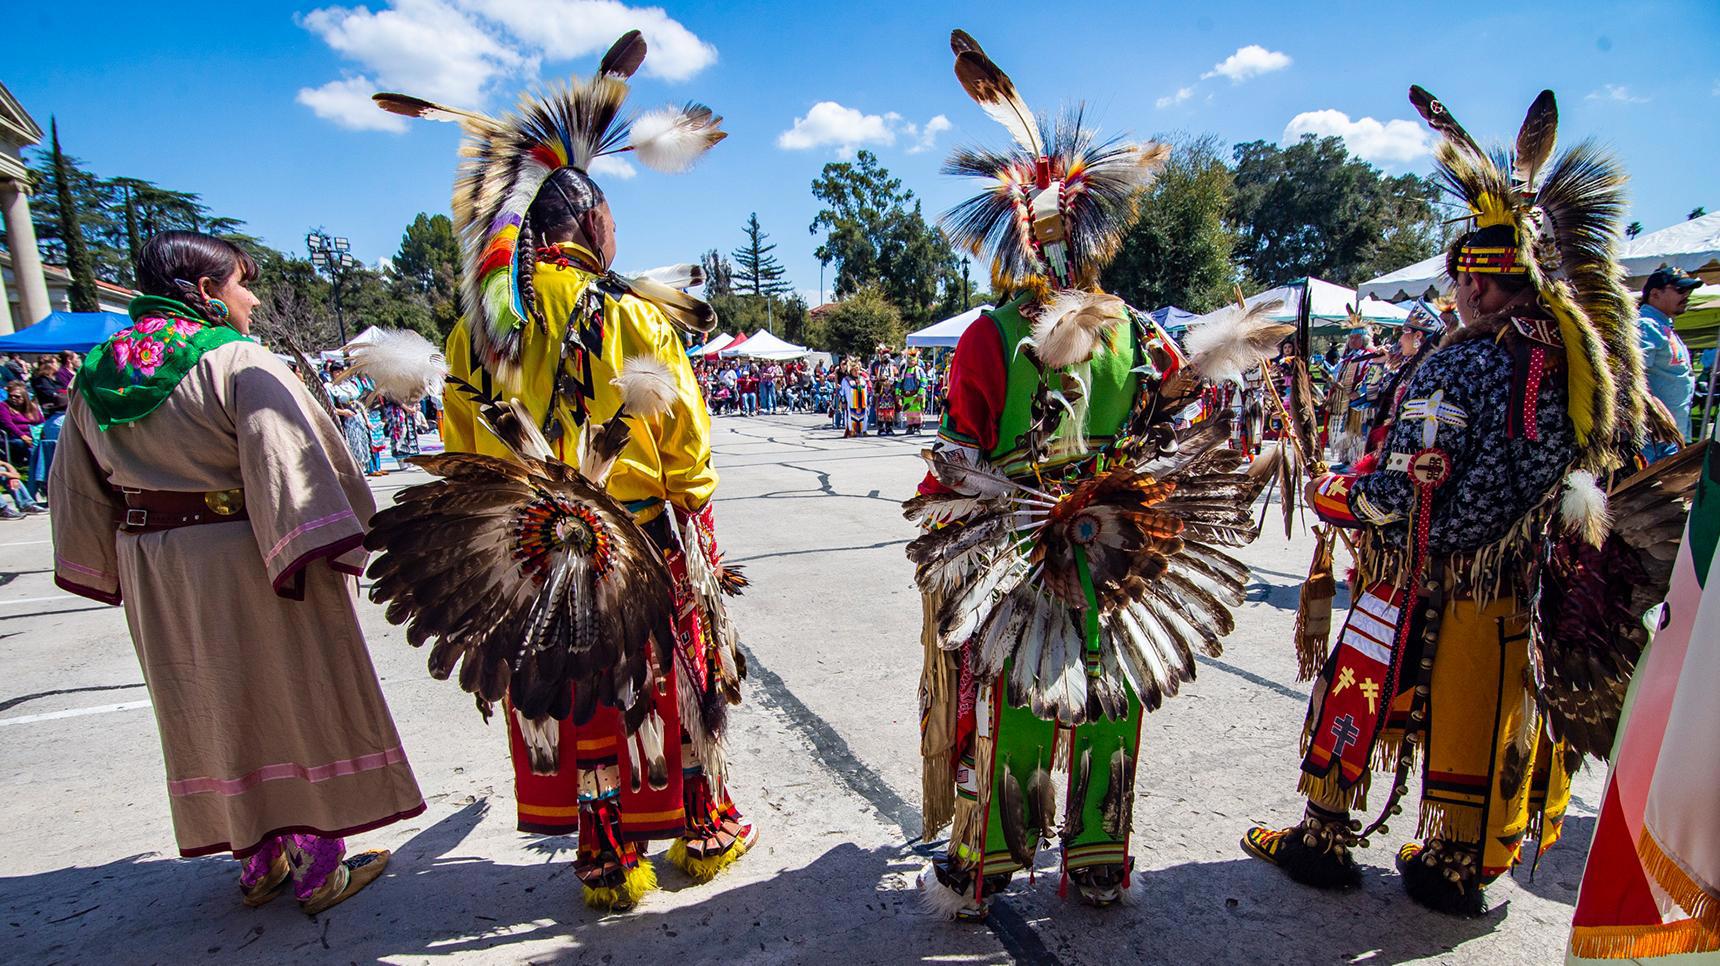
[0,179,51,331]
[0,224,10,334]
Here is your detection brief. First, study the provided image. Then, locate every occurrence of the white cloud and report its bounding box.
[1156,86,1195,109]
[1586,84,1649,104]
[1203,44,1292,83]
[298,0,717,131]
[463,0,717,81]
[776,102,895,155]
[906,115,951,154]
[298,76,409,132]
[301,0,529,108]
[1282,109,1431,165]
[588,154,636,179]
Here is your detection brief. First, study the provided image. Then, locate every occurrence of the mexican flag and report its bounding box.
[1569,442,1720,961]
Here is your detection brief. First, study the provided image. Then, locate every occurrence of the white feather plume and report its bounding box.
[917,866,981,920]
[1028,291,1127,369]
[632,263,705,290]
[612,354,678,418]
[630,104,726,174]
[343,328,449,401]
[1559,469,1611,547]
[1180,300,1292,385]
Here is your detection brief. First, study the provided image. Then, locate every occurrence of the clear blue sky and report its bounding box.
[10,0,1718,307]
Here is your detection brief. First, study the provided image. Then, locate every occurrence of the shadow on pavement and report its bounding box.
[2,801,1004,965]
[1095,855,1517,965]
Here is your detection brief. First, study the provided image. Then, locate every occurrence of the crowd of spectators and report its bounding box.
[0,351,79,518]
[689,347,950,438]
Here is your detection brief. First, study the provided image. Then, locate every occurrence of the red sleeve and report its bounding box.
[918,316,1009,495]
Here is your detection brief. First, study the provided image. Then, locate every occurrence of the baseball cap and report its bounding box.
[1645,267,1701,293]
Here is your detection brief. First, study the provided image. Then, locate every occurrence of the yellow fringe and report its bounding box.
[918,592,957,840]
[1416,800,1483,847]
[1298,769,1368,813]
[666,836,751,884]
[582,860,658,911]
[1568,919,1720,960]
[1637,827,1720,935]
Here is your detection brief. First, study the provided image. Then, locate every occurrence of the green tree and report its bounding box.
[1228,135,1441,287]
[1625,221,1644,240]
[248,248,339,349]
[50,120,99,311]
[700,249,733,296]
[818,285,902,358]
[1691,207,1708,221]
[778,293,812,347]
[731,213,790,298]
[393,212,461,338]
[1102,136,1239,314]
[808,150,959,326]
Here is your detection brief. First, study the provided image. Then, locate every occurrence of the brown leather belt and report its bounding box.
[113,486,248,533]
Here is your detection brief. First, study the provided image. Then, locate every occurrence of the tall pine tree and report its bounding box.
[731,213,790,299]
[50,119,100,311]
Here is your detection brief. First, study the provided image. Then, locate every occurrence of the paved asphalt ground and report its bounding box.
[1,412,1604,964]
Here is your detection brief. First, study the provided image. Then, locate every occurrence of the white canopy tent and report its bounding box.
[341,325,386,352]
[1619,212,1720,281]
[1182,278,1408,336]
[691,332,735,356]
[719,329,809,360]
[1357,254,1448,303]
[905,305,995,348]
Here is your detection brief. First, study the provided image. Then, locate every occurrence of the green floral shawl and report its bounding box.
[78,295,251,430]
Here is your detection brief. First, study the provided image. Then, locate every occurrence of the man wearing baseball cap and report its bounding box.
[1638,266,1700,460]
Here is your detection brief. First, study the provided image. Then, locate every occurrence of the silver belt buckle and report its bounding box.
[125,508,148,528]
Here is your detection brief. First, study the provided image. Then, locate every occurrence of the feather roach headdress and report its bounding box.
[375,31,726,375]
[1410,86,1642,467]
[940,30,1169,297]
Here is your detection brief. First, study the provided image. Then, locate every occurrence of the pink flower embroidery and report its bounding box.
[132,338,167,376]
[173,318,204,337]
[111,338,134,369]
[132,316,169,335]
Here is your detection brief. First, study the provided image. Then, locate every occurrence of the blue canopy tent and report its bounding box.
[1149,305,1199,333]
[0,312,130,353]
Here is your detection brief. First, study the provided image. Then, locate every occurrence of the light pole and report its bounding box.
[306,229,356,347]
[961,256,971,311]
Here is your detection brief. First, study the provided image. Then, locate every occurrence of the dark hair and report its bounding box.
[136,230,258,319]
[517,168,607,322]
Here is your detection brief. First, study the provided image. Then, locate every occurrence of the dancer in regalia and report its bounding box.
[362,32,755,912]
[1243,86,1700,916]
[1325,313,1388,466]
[912,29,1289,918]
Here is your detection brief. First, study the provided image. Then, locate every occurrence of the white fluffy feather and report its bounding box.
[343,328,449,401]
[1559,469,1611,547]
[630,104,724,174]
[1028,291,1127,369]
[1180,300,1292,385]
[612,355,678,418]
[632,263,704,290]
[917,866,984,920]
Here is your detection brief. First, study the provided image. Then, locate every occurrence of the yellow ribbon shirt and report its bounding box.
[442,257,718,521]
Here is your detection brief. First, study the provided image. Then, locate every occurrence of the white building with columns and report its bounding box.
[0,81,51,334]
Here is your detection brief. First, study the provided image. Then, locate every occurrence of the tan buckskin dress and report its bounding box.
[49,338,424,858]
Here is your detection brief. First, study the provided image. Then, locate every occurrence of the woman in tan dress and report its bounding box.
[49,231,424,915]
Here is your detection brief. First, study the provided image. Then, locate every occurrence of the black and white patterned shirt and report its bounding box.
[1348,334,1575,554]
